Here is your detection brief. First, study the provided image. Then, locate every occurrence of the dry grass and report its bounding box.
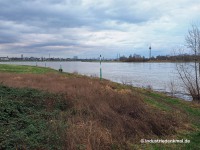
[0,72,183,149]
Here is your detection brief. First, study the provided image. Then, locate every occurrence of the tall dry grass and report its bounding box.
[0,72,181,149]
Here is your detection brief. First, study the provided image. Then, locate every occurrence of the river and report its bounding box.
[0,61,191,101]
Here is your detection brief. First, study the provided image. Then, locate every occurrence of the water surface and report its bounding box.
[0,61,191,100]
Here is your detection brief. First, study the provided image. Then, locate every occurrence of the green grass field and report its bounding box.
[0,64,57,74]
[142,91,200,150]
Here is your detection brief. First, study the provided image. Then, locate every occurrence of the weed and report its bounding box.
[0,85,68,150]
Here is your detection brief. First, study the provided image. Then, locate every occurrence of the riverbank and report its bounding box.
[0,64,199,149]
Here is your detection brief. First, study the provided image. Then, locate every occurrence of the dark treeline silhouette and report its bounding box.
[117,54,199,62]
[118,54,147,62]
[156,54,200,62]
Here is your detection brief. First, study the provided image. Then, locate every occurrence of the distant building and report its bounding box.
[133,54,141,58]
[73,56,78,60]
[0,57,9,61]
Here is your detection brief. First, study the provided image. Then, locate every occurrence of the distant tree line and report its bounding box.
[118,54,147,62]
[117,54,199,62]
[155,54,200,62]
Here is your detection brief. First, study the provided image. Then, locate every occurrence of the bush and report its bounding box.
[0,85,68,150]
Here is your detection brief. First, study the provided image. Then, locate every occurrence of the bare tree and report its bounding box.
[177,24,200,102]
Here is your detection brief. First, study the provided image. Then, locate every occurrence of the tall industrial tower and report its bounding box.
[149,45,151,59]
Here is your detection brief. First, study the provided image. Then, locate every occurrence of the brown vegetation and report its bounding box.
[0,72,184,149]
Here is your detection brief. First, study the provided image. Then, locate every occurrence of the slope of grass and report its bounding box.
[0,64,200,149]
[140,90,200,149]
[0,64,57,74]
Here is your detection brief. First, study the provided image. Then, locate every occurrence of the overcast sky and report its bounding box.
[0,0,199,58]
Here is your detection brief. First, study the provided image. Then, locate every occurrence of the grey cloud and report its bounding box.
[0,0,154,31]
[0,0,93,29]
[0,0,199,58]
[0,26,21,44]
[89,5,147,25]
[25,41,80,49]
[0,33,18,44]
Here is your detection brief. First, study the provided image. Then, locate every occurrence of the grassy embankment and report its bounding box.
[0,64,199,150]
